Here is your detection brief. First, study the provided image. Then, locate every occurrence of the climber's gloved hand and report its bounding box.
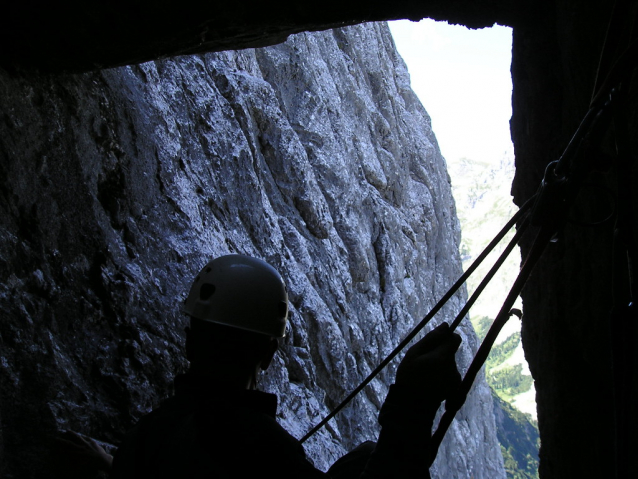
[366,323,462,477]
[395,322,462,404]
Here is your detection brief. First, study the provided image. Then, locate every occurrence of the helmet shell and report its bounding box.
[184,255,288,338]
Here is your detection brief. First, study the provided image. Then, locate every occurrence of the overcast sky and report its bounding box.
[388,19,513,165]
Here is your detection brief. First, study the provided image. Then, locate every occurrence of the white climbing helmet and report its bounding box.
[183,254,289,338]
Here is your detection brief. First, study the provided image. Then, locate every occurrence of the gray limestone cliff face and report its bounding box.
[0,22,504,478]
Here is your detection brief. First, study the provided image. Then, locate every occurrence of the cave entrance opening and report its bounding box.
[389,19,540,478]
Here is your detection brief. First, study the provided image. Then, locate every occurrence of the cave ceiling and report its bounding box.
[3,0,526,72]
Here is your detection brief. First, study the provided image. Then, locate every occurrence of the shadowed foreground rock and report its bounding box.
[0,23,504,478]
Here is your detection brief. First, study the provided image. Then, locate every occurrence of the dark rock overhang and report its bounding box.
[3,0,526,72]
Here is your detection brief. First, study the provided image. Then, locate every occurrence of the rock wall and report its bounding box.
[511,1,638,477]
[0,22,504,478]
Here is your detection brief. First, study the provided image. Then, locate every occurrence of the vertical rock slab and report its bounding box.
[511,2,638,477]
[0,22,504,478]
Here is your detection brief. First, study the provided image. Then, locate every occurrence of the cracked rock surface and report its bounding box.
[0,22,503,478]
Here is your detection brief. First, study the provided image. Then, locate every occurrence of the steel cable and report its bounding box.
[299,196,536,443]
[428,225,554,465]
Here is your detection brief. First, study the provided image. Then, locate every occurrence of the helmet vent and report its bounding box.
[278,301,288,318]
[200,283,216,300]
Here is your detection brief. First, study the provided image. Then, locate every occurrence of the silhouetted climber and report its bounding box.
[107,254,462,478]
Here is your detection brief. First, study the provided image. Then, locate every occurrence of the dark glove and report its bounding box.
[395,322,462,404]
[361,324,461,479]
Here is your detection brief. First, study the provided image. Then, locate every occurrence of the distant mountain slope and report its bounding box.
[448,154,539,478]
[449,155,521,322]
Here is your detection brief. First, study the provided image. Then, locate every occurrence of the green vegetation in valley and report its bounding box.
[473,314,539,478]
[473,317,532,400]
[489,364,534,400]
[472,315,492,341]
[493,391,540,479]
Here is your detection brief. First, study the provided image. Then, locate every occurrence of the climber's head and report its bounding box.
[182,254,289,387]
